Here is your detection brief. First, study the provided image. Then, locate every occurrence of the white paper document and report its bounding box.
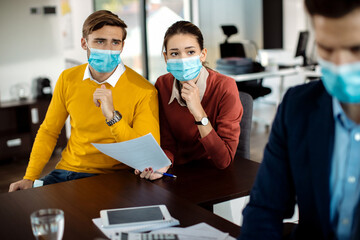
[151,222,234,240]
[92,219,233,240]
[92,133,171,171]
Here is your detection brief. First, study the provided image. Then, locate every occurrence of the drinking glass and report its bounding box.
[30,208,64,240]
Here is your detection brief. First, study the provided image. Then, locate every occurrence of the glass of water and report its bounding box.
[30,208,64,240]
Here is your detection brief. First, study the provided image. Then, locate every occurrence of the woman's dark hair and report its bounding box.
[305,0,360,18]
[162,21,204,53]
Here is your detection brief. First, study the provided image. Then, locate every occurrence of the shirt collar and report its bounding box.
[83,62,126,87]
[168,66,209,106]
[332,97,358,130]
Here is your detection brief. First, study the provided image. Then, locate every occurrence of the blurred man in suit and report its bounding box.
[239,0,360,239]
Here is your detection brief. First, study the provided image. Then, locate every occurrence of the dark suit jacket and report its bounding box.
[239,81,338,239]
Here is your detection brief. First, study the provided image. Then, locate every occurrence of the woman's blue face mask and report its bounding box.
[166,55,202,81]
[86,40,122,73]
[319,58,360,103]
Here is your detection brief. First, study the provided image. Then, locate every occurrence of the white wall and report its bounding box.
[283,0,311,54]
[198,0,312,68]
[0,0,93,102]
[63,0,93,65]
[0,0,62,102]
[198,0,263,68]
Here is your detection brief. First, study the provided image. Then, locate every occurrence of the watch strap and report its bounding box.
[106,110,122,126]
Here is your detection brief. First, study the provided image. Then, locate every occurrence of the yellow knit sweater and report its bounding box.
[24,64,160,181]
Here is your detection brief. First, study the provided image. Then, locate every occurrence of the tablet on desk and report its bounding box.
[100,205,172,228]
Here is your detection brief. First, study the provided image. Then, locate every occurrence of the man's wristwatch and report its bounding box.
[106,110,122,126]
[195,117,209,126]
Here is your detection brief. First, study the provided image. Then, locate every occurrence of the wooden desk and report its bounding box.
[0,171,241,239]
[154,156,260,210]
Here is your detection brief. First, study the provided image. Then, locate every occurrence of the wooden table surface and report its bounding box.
[155,156,260,208]
[0,170,242,240]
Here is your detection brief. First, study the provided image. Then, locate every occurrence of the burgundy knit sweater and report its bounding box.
[155,68,243,169]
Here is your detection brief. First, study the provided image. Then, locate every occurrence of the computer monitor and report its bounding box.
[295,31,309,66]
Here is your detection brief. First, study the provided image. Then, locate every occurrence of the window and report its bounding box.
[146,0,191,83]
[95,0,144,76]
[94,0,191,83]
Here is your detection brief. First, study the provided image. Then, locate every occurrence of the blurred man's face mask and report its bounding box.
[86,40,122,73]
[319,58,360,103]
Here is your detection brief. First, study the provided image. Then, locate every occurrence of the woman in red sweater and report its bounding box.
[139,21,243,180]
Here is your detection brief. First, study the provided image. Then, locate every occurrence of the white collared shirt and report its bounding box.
[83,62,126,87]
[168,66,209,106]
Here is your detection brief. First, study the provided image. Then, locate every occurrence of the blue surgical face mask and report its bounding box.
[166,55,202,81]
[319,58,360,103]
[87,43,122,73]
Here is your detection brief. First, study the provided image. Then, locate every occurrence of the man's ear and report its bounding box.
[81,38,87,50]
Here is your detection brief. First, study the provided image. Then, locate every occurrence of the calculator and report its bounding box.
[112,232,179,240]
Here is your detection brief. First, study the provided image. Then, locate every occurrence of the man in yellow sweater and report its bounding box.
[9,10,160,191]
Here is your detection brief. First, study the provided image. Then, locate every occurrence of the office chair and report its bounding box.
[219,25,272,100]
[220,26,247,58]
[237,91,253,159]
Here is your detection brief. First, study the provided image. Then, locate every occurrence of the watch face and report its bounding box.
[114,111,121,119]
[201,117,209,126]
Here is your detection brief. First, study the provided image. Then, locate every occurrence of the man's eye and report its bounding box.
[97,40,104,44]
[113,41,120,45]
[319,45,333,54]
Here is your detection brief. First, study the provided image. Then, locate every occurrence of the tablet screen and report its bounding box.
[107,206,164,225]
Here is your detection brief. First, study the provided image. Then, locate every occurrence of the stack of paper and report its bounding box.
[150,223,236,240]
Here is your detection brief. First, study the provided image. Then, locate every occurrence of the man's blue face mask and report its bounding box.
[166,55,202,81]
[319,58,360,103]
[87,45,122,73]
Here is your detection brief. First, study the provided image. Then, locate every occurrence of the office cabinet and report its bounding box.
[0,99,67,161]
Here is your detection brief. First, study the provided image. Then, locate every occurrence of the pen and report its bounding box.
[155,171,177,178]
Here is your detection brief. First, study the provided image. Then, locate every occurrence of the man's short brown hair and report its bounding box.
[305,0,360,18]
[82,10,127,40]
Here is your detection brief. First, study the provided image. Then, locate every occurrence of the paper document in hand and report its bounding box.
[92,133,171,171]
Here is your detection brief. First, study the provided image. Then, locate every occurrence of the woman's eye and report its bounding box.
[188,50,195,55]
[170,52,178,57]
[350,46,360,54]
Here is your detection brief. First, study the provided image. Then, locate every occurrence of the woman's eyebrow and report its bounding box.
[169,46,196,51]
